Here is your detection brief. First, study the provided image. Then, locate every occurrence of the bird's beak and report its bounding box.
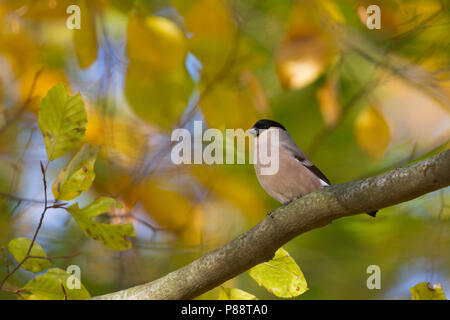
[248,128,258,136]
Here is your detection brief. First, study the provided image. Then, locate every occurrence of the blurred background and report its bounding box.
[0,0,449,299]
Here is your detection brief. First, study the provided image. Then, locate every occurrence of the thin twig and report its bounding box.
[0,161,50,290]
[0,192,47,204]
[0,68,43,136]
[61,284,67,300]
[107,214,166,232]
[6,200,22,218]
[1,247,10,274]
[0,287,27,298]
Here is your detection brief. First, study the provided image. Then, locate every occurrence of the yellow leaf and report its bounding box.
[139,178,211,245]
[277,36,330,90]
[178,204,205,246]
[249,248,308,298]
[20,69,68,114]
[126,14,187,70]
[67,198,134,251]
[0,32,36,75]
[84,110,149,166]
[355,106,391,159]
[14,0,74,20]
[90,163,136,205]
[52,144,98,201]
[73,0,98,69]
[319,0,345,23]
[184,0,234,38]
[356,0,442,34]
[374,76,449,155]
[21,268,90,300]
[241,71,270,114]
[124,60,193,129]
[200,73,264,129]
[219,287,258,300]
[125,11,192,129]
[276,2,335,90]
[182,0,236,79]
[317,75,340,128]
[139,179,194,230]
[411,282,447,300]
[8,238,51,273]
[191,166,267,222]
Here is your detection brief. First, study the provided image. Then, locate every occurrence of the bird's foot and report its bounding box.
[267,210,275,219]
[283,196,301,207]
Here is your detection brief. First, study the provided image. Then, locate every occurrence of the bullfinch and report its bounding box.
[249,119,377,217]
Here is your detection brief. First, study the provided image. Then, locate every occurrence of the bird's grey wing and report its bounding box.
[281,140,331,185]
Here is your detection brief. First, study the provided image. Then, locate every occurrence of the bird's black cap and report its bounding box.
[252,119,286,131]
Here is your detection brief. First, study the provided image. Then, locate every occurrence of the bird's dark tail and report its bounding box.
[366,210,377,218]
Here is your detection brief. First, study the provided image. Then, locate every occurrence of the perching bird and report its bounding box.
[249,119,377,217]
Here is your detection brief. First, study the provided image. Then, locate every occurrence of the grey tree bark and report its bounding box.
[92,149,450,300]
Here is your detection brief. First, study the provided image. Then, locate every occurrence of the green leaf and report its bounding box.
[218,287,258,300]
[38,82,87,161]
[21,268,90,300]
[8,238,51,273]
[67,197,135,251]
[411,282,447,300]
[248,247,308,298]
[52,144,99,200]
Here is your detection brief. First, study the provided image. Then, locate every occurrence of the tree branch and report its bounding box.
[92,150,450,300]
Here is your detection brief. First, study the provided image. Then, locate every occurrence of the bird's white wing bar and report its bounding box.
[299,160,331,185]
[281,141,331,185]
